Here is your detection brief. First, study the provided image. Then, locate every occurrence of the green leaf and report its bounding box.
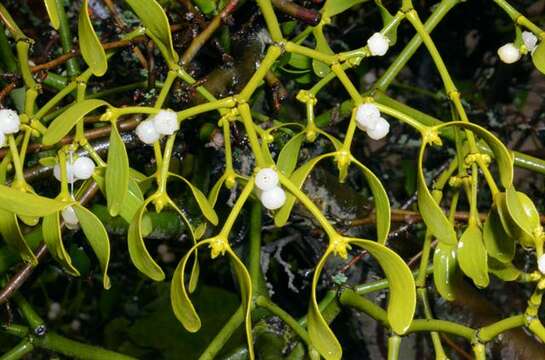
[125,0,178,63]
[505,186,540,247]
[375,0,398,45]
[457,224,489,288]
[483,208,515,263]
[43,211,80,276]
[0,184,70,217]
[437,122,514,188]
[312,25,333,77]
[128,198,165,281]
[488,258,521,281]
[322,0,369,18]
[532,42,545,74]
[417,144,457,245]
[44,0,60,29]
[0,209,37,264]
[106,124,129,216]
[349,239,416,334]
[43,100,108,145]
[350,158,391,244]
[78,0,107,76]
[432,242,458,301]
[277,132,305,177]
[73,204,111,289]
[307,248,341,360]
[208,174,226,207]
[193,0,216,15]
[226,247,255,360]
[287,53,312,70]
[169,173,219,225]
[275,153,336,227]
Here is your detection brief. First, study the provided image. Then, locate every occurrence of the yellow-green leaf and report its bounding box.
[488,258,521,281]
[43,100,108,145]
[73,204,111,289]
[169,173,218,225]
[532,42,545,75]
[322,0,369,18]
[43,211,79,276]
[0,184,69,217]
[483,208,515,263]
[208,174,226,207]
[432,242,458,301]
[106,124,129,216]
[312,25,333,77]
[457,224,489,288]
[277,132,305,177]
[78,0,107,76]
[44,0,60,29]
[505,186,540,244]
[0,209,37,264]
[417,144,457,245]
[128,198,165,281]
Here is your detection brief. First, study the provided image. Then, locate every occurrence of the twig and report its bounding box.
[0,82,17,105]
[271,0,321,26]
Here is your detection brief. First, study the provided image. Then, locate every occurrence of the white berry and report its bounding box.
[522,31,538,52]
[73,157,95,180]
[366,117,390,140]
[255,168,279,191]
[538,254,545,274]
[260,186,286,210]
[367,33,389,56]
[136,119,161,144]
[356,103,381,131]
[153,110,179,135]
[0,109,20,134]
[0,132,5,148]
[497,43,521,64]
[61,206,79,229]
[53,163,77,184]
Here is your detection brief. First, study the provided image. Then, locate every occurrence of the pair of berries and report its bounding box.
[0,109,21,148]
[136,110,179,144]
[53,156,96,184]
[255,168,286,210]
[355,103,390,140]
[498,31,539,64]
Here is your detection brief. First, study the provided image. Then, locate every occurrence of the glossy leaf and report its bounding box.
[505,186,540,244]
[488,258,521,281]
[0,209,37,264]
[0,184,69,217]
[432,242,458,301]
[125,0,178,63]
[457,224,489,288]
[275,153,336,227]
[532,42,545,75]
[78,0,107,76]
[44,0,60,29]
[43,100,108,145]
[322,0,369,18]
[169,173,218,225]
[375,0,398,45]
[106,124,129,216]
[43,211,79,276]
[128,198,165,281]
[417,144,457,245]
[312,25,333,77]
[73,204,111,289]
[351,158,391,244]
[483,208,515,263]
[18,214,40,227]
[277,132,305,177]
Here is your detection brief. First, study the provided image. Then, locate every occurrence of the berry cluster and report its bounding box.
[53,156,96,184]
[355,103,390,140]
[498,31,539,64]
[0,109,21,148]
[135,110,179,144]
[255,168,286,210]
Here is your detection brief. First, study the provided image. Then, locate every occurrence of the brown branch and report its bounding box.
[271,0,321,26]
[0,82,17,105]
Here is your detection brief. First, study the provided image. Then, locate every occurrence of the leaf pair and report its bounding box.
[170,240,254,359]
[43,204,111,289]
[308,239,416,359]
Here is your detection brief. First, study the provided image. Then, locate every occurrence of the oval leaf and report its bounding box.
[322,0,369,18]
[483,207,515,263]
[432,242,458,301]
[457,224,489,288]
[169,173,218,225]
[0,184,70,217]
[488,258,521,281]
[44,0,60,29]
[78,0,107,76]
[43,99,108,145]
[277,132,305,177]
[73,204,111,289]
[505,186,540,244]
[532,42,545,75]
[0,209,37,264]
[106,124,129,216]
[43,211,80,276]
[312,25,333,77]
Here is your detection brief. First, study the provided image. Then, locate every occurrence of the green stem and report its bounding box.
[248,200,266,294]
[255,0,283,42]
[255,296,310,344]
[199,306,244,360]
[56,0,80,77]
[13,293,45,332]
[0,339,33,360]
[387,335,401,360]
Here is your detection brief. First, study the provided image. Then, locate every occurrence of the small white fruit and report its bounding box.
[366,117,390,140]
[497,43,521,64]
[356,103,381,131]
[153,110,179,135]
[538,254,545,274]
[260,186,286,210]
[255,168,279,191]
[0,132,5,148]
[136,119,161,144]
[53,163,77,183]
[61,206,79,228]
[0,109,20,134]
[73,156,95,180]
[367,32,389,56]
[522,31,538,52]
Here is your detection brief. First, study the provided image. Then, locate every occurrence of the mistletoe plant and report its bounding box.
[0,0,545,359]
